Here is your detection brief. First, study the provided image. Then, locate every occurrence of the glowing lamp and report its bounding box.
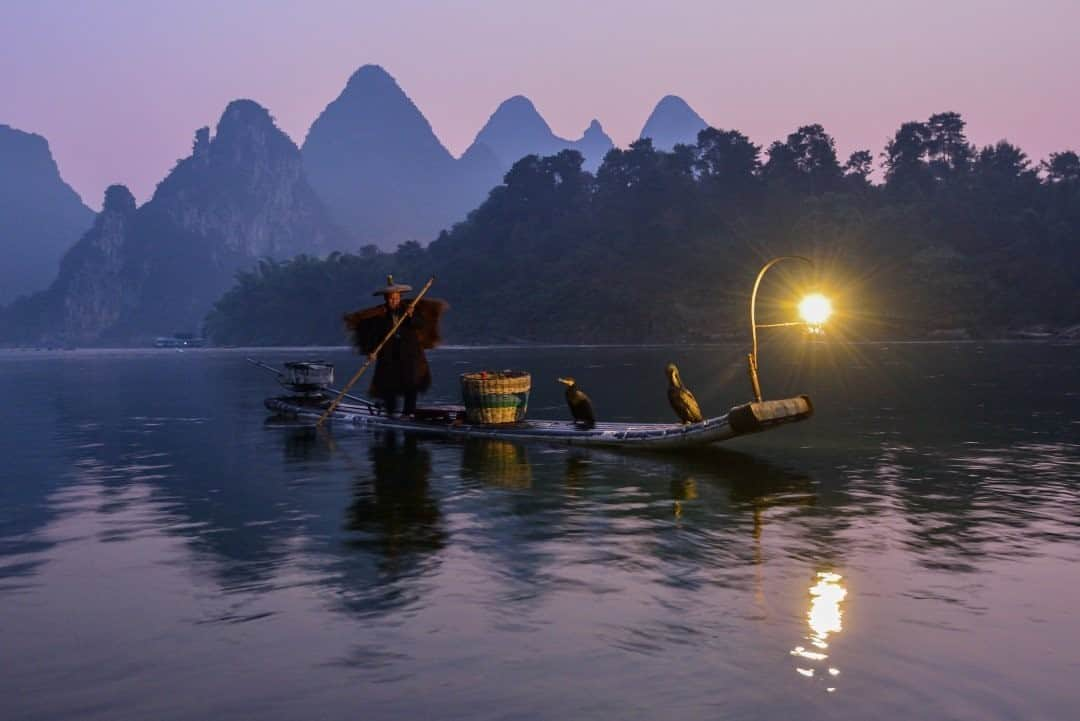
[798,293,832,327]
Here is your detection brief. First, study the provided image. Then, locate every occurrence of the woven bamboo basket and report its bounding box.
[460,370,531,424]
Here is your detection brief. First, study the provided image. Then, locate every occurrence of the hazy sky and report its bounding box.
[2,0,1077,208]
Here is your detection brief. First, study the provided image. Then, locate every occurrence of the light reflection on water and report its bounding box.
[0,343,1078,720]
[792,571,847,692]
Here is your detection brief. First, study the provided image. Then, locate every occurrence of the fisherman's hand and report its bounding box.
[368,353,377,363]
[405,307,414,318]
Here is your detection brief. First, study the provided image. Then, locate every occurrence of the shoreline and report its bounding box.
[2,337,1079,356]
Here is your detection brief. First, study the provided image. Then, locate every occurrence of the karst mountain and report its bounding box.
[0,124,94,304]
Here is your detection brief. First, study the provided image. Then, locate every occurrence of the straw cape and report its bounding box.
[343,293,448,397]
[343,298,448,352]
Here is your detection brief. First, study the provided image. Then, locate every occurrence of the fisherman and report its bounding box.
[344,276,447,418]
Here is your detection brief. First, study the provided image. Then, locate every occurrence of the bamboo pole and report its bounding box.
[315,275,435,428]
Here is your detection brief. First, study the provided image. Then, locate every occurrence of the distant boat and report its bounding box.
[154,334,206,348]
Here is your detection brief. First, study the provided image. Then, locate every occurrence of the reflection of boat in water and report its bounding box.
[261,425,823,625]
[264,395,813,451]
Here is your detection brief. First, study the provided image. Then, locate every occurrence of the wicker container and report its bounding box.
[460,370,531,424]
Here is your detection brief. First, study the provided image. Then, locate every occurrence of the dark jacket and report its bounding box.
[369,307,430,397]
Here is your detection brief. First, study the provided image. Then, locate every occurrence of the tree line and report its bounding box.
[206,112,1080,345]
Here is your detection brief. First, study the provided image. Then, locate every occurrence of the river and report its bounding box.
[2,342,1077,720]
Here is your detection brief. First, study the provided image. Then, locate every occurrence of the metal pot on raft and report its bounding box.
[460,370,531,424]
[282,361,334,392]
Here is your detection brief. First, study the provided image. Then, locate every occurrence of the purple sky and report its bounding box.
[3,0,1077,209]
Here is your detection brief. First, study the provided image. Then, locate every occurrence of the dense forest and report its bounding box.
[206,113,1080,345]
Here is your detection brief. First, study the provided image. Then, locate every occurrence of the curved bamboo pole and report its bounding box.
[748,257,812,403]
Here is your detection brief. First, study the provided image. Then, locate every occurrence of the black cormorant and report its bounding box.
[557,377,596,428]
[666,363,703,424]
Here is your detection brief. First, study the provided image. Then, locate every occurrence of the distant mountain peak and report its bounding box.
[102,184,136,214]
[19,97,345,345]
[346,63,396,87]
[0,122,48,151]
[639,95,708,151]
[149,99,298,203]
[502,94,536,108]
[656,94,693,110]
[218,98,274,127]
[213,99,280,152]
[303,64,450,159]
[335,64,424,117]
[468,97,611,171]
[0,123,62,181]
[0,124,94,304]
[481,95,553,137]
[152,100,328,258]
[582,119,606,137]
[302,64,466,249]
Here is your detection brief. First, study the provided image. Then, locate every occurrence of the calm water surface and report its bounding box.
[2,342,1078,720]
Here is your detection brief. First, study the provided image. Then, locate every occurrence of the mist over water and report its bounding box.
[2,343,1077,720]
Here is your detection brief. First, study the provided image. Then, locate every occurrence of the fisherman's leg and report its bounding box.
[381,393,399,417]
[402,389,418,416]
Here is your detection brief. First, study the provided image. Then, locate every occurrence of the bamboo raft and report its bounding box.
[263,394,813,450]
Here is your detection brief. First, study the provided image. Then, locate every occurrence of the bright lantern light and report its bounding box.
[799,293,832,326]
